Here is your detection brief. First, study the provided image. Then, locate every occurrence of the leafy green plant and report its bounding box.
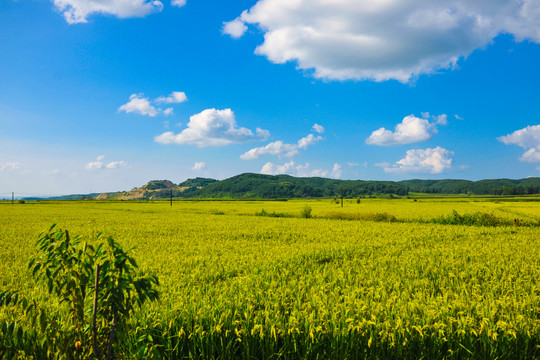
[431,210,511,227]
[0,224,159,359]
[301,205,312,219]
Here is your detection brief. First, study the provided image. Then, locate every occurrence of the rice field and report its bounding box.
[1,198,540,359]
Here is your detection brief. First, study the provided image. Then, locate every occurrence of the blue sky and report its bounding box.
[1,0,540,196]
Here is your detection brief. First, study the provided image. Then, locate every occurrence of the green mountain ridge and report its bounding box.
[92,174,540,200]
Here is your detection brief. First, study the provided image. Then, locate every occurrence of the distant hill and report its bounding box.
[22,174,540,201]
[24,193,101,201]
[93,174,540,200]
[399,178,540,195]
[178,177,218,187]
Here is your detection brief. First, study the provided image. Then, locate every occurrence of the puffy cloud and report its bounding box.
[155,91,187,104]
[379,147,453,174]
[85,156,127,170]
[498,125,540,162]
[171,0,186,7]
[330,163,342,179]
[53,0,163,24]
[192,162,206,170]
[226,0,540,82]
[119,91,187,117]
[105,161,127,169]
[261,161,329,177]
[0,162,21,172]
[312,123,325,134]
[367,114,447,146]
[85,160,104,170]
[155,108,269,147]
[241,141,299,160]
[118,94,159,117]
[222,19,248,38]
[241,133,322,160]
[297,134,323,149]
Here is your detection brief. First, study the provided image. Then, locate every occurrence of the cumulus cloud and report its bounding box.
[261,161,329,177]
[241,133,322,160]
[53,0,164,24]
[0,162,21,172]
[225,0,540,82]
[330,163,342,178]
[119,91,187,117]
[498,125,540,162]
[171,0,186,7]
[312,123,325,134]
[85,156,127,170]
[155,91,187,104]
[192,162,206,170]
[241,141,299,160]
[155,108,269,147]
[105,161,127,169]
[366,114,447,146]
[118,94,159,117]
[379,147,453,174]
[222,18,248,38]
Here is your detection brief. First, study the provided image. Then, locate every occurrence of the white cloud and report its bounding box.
[366,114,447,146]
[330,163,342,179]
[155,91,187,104]
[435,114,448,125]
[226,0,540,82]
[297,133,323,149]
[192,161,206,170]
[241,133,322,160]
[119,91,187,117]
[312,123,325,134]
[380,146,454,174]
[155,108,269,147]
[171,0,186,8]
[222,18,248,38]
[347,162,359,167]
[53,0,164,24]
[86,156,127,170]
[241,141,299,160]
[498,125,540,162]
[118,94,159,117]
[105,161,127,169]
[261,161,329,177]
[0,162,21,172]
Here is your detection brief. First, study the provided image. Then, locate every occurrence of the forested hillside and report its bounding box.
[92,174,540,200]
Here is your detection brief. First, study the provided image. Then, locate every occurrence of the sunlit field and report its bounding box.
[1,198,540,359]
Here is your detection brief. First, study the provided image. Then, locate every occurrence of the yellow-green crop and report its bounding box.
[1,198,539,359]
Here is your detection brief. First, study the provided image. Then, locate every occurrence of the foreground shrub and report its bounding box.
[0,224,159,359]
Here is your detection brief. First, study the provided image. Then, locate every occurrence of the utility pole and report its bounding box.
[170,189,173,207]
[12,192,14,205]
[340,188,343,208]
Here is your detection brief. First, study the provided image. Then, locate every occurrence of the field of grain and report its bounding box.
[1,198,540,359]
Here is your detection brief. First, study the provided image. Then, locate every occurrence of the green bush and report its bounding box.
[431,210,510,227]
[0,224,160,359]
[301,205,312,219]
